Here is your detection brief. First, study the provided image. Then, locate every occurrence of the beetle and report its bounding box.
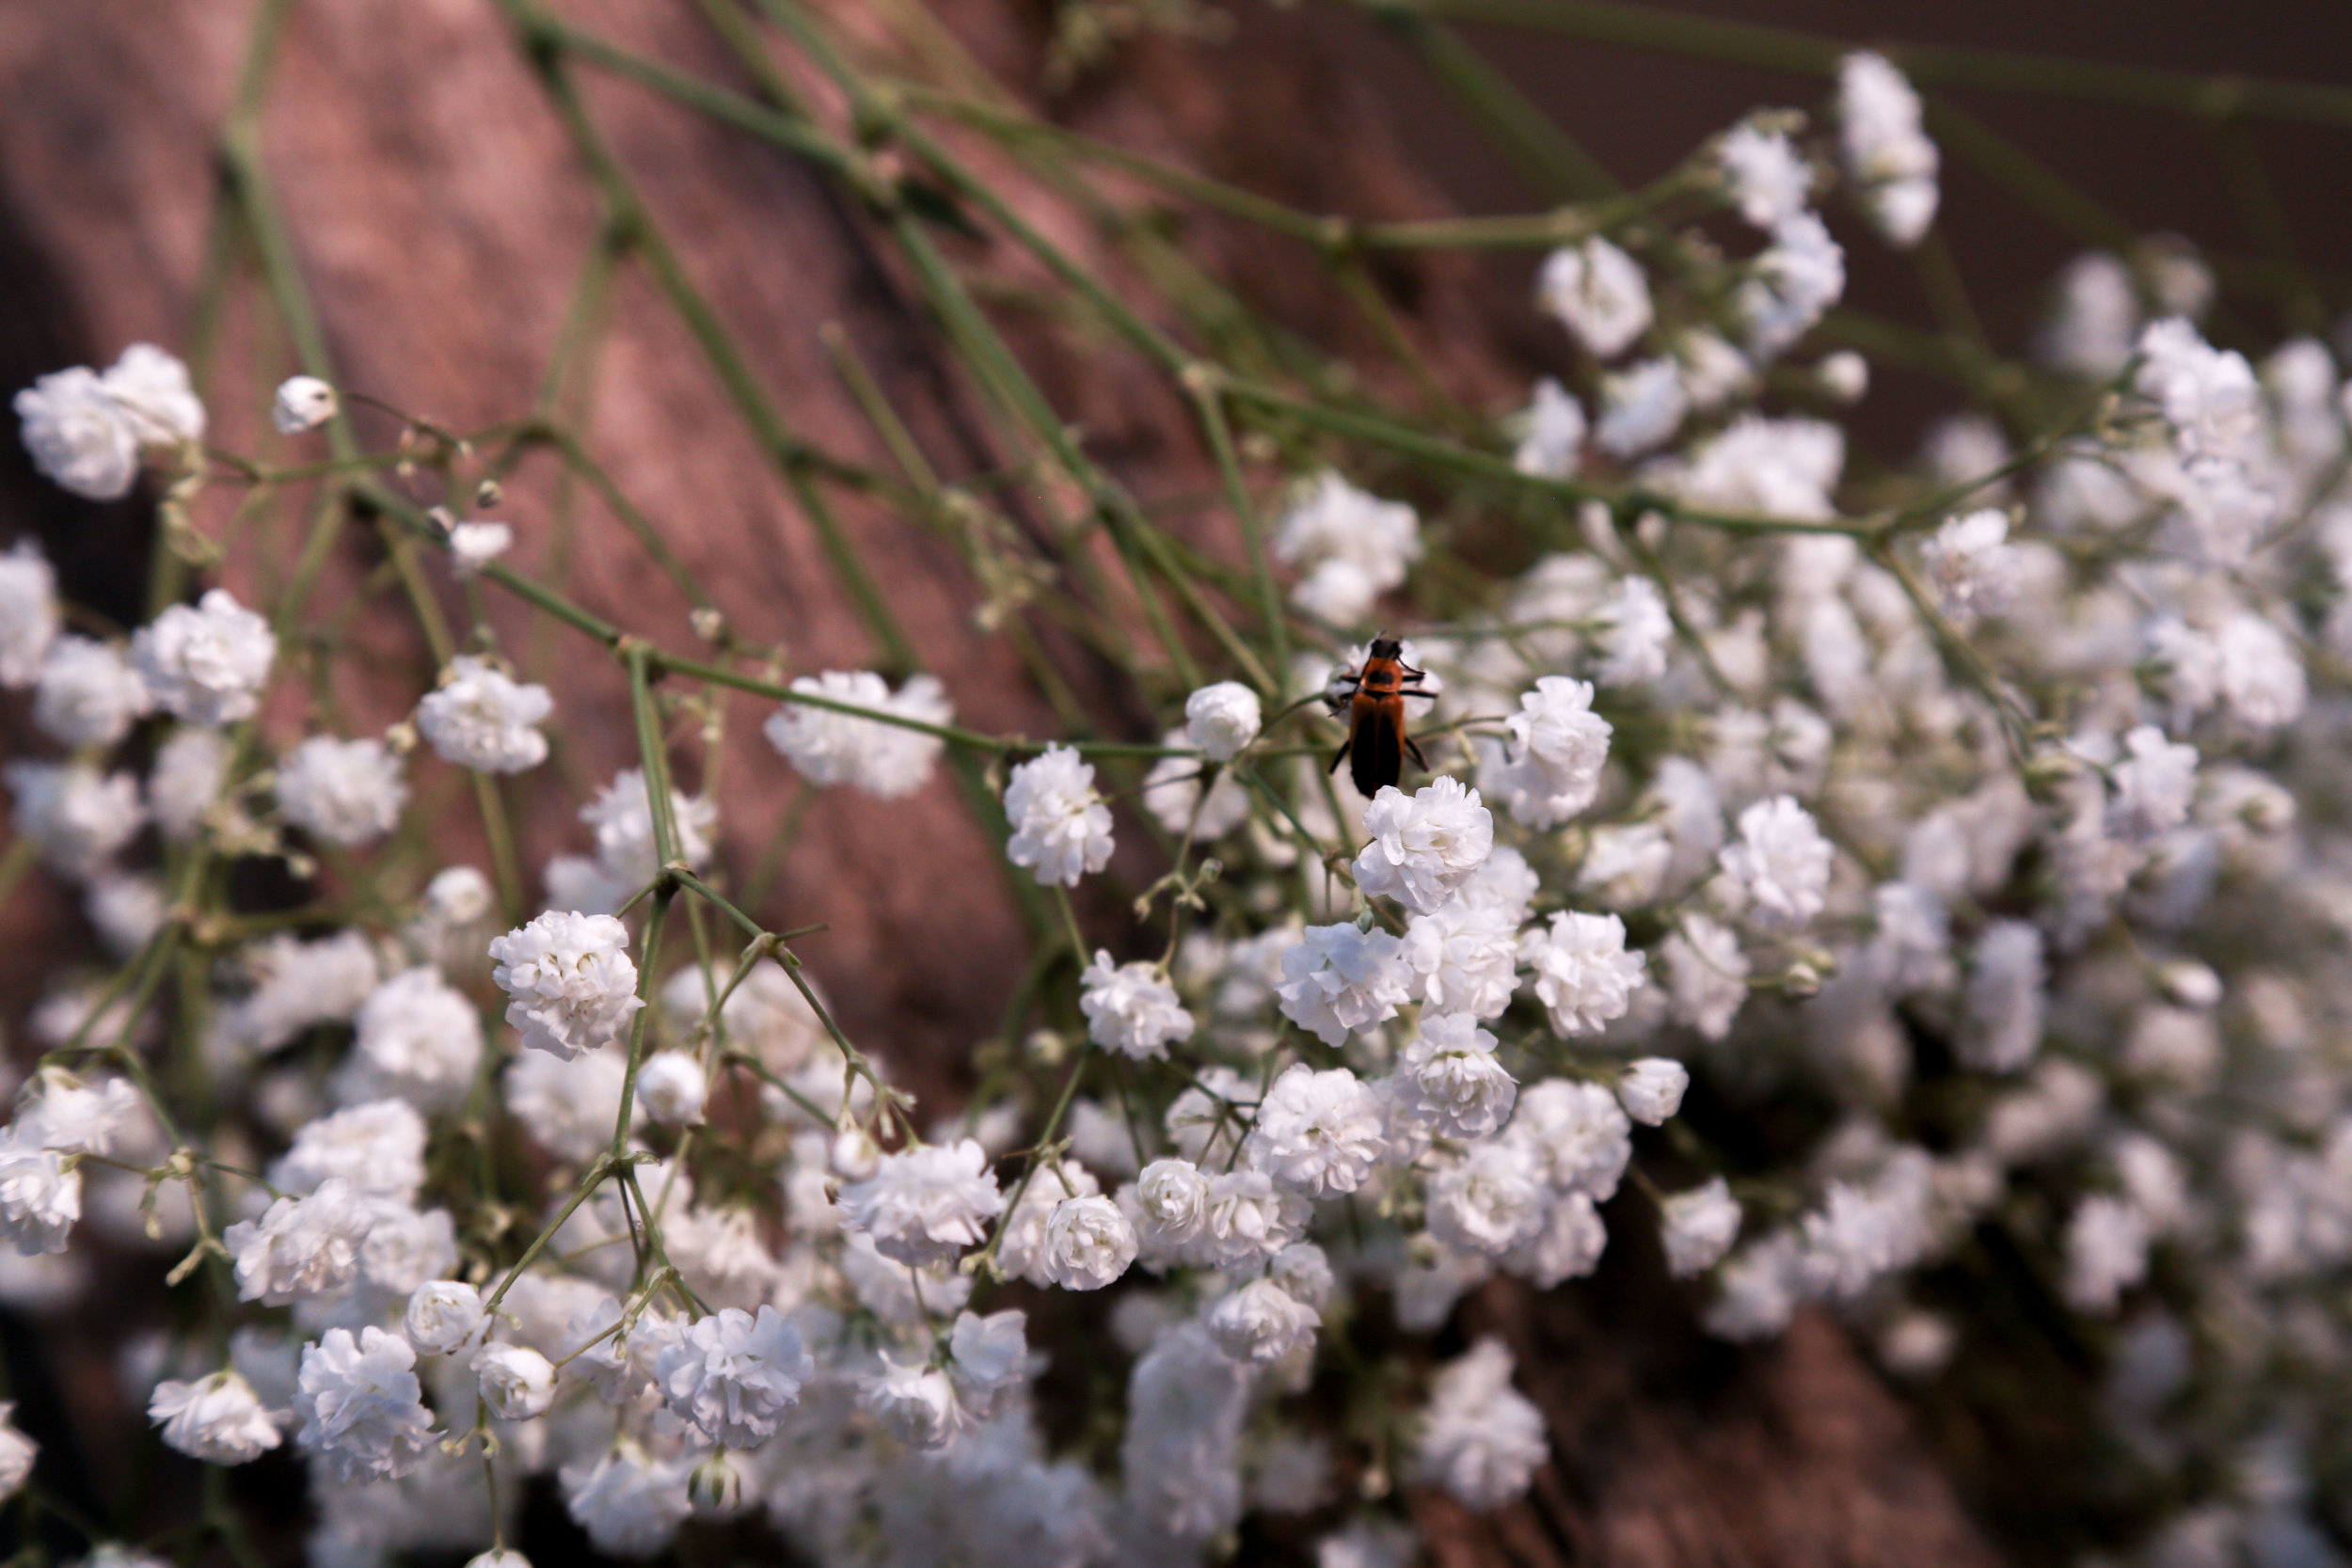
[1327,635,1438,799]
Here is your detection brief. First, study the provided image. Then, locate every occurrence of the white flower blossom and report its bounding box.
[277,736,407,847]
[561,1443,693,1557]
[1536,237,1652,358]
[1126,1158,1211,1265]
[503,1050,635,1164]
[1920,510,2024,626]
[1838,52,1939,246]
[1203,1278,1320,1365]
[5,762,145,881]
[269,1098,427,1204]
[864,1359,963,1449]
[150,727,230,841]
[16,366,140,499]
[1506,1079,1632,1200]
[32,637,149,748]
[836,1139,1005,1269]
[1661,1178,1742,1277]
[1353,777,1493,914]
[2136,318,2261,462]
[580,768,714,883]
[1003,744,1113,887]
[1427,1140,1548,1257]
[1273,473,1422,625]
[0,1133,80,1256]
[404,1280,485,1354]
[1399,899,1520,1020]
[1276,922,1410,1046]
[292,1326,437,1483]
[1717,119,1811,229]
[1739,211,1846,358]
[636,1052,707,1127]
[1719,794,1833,931]
[472,1342,558,1421]
[1415,1338,1548,1510]
[1661,914,1749,1038]
[2063,1195,2152,1312]
[1492,677,1611,829]
[1518,911,1648,1037]
[224,1178,374,1305]
[488,911,644,1060]
[1511,377,1585,479]
[1140,731,1251,842]
[764,670,952,800]
[1042,1194,1138,1290]
[1617,1058,1688,1125]
[1398,1013,1517,1140]
[0,1406,34,1501]
[1184,681,1261,762]
[1199,1168,1310,1269]
[415,656,552,774]
[271,375,337,434]
[1960,919,2044,1073]
[446,521,512,575]
[1079,951,1193,1060]
[946,1307,1029,1416]
[337,968,484,1113]
[98,345,205,447]
[2107,724,2199,844]
[1247,1065,1386,1198]
[653,1304,813,1448]
[1595,356,1689,457]
[132,589,274,726]
[0,543,59,688]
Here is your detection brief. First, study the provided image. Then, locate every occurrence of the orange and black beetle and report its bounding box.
[1327,636,1437,799]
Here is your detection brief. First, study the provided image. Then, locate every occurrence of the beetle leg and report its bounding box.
[1327,739,1352,775]
[1404,736,1429,770]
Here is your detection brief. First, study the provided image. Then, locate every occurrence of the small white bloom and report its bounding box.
[1817,350,1869,404]
[2135,317,2261,461]
[277,736,407,847]
[1427,1140,1549,1257]
[292,1325,437,1483]
[562,1444,693,1557]
[445,521,513,575]
[99,345,204,447]
[1415,1338,1549,1510]
[1739,212,1846,358]
[5,762,145,881]
[653,1304,813,1448]
[635,1053,707,1127]
[503,1051,635,1164]
[1661,915,1749,1038]
[1719,794,1833,931]
[472,1342,558,1421]
[1597,578,1673,688]
[1511,377,1585,479]
[1353,777,1494,914]
[1079,951,1194,1060]
[836,1139,1005,1269]
[2106,723,2198,845]
[1661,1178,1742,1277]
[1126,1158,1211,1264]
[1717,119,1811,229]
[1838,53,1939,246]
[580,767,714,884]
[1184,681,1261,762]
[488,911,644,1061]
[2062,1195,2150,1312]
[1506,1079,1633,1199]
[131,589,274,726]
[0,1132,80,1256]
[270,375,337,434]
[268,1098,427,1204]
[1203,1277,1319,1365]
[1537,237,1652,357]
[1003,744,1114,887]
[1273,472,1422,626]
[32,637,149,748]
[1399,899,1520,1020]
[0,1405,34,1500]
[1617,1058,1688,1125]
[1276,923,1411,1046]
[1398,1013,1518,1140]
[1518,911,1648,1037]
[863,1359,963,1449]
[1920,510,2023,626]
[1140,731,1251,842]
[337,967,484,1114]
[0,543,59,688]
[1247,1065,1386,1198]
[763,670,952,800]
[404,1279,486,1354]
[1595,356,1689,456]
[149,727,230,841]
[1199,1168,1310,1269]
[946,1307,1028,1415]
[1492,677,1611,828]
[15,367,139,499]
[223,1178,374,1305]
[1042,1194,1138,1290]
[416,656,552,774]
[1959,919,2043,1073]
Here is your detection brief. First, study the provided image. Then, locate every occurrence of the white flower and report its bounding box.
[653,1304,813,1448]
[836,1139,1005,1268]
[2106,724,2198,844]
[224,1178,374,1304]
[1511,377,1585,479]
[32,637,149,748]
[15,366,139,499]
[0,1405,34,1500]
[1275,923,1410,1047]
[1493,677,1611,829]
[1140,732,1251,842]
[1817,350,1869,403]
[1537,237,1652,357]
[1247,1065,1386,1198]
[1200,1168,1310,1268]
[1678,328,1756,411]
[763,670,952,800]
[946,1307,1029,1415]
[1661,915,1748,1038]
[503,1050,634,1164]
[1705,1232,1804,1338]
[1427,1140,1548,1257]
[1042,1195,1138,1290]
[1597,578,1672,688]
[99,345,205,447]
[636,1053,707,1127]
[0,1133,80,1256]
[1616,1058,1688,1125]
[1595,356,1689,456]
[271,375,337,434]
[2135,318,2261,462]
[1127,1158,1211,1263]
[1719,794,1833,930]
[132,589,274,726]
[1578,822,1672,909]
[562,1444,693,1557]
[1505,1190,1608,1288]
[1717,120,1811,229]
[276,736,407,847]
[1353,777,1493,914]
[337,968,484,1114]
[580,768,714,883]
[1506,1079,1633,1199]
[150,1370,281,1465]
[0,543,59,688]
[14,1071,143,1155]
[217,930,380,1051]
[358,1204,456,1297]
[1838,52,1939,246]
[1184,681,1262,761]
[405,1279,486,1354]
[1203,1278,1320,1365]
[1415,1338,1548,1510]
[1959,919,2043,1073]
[473,1342,558,1421]
[1665,415,1845,520]
[150,727,230,841]
[269,1098,427,1204]
[2063,1195,2151,1312]
[1661,1178,1742,1277]
[1739,212,1846,358]
[415,656,552,774]
[1273,472,1422,625]
[87,867,166,955]
[1003,744,1114,887]
[1399,899,1520,1019]
[293,1326,437,1483]
[1920,510,2023,626]
[1398,1013,1518,1140]
[863,1359,963,1449]
[1518,911,1647,1037]
[444,521,512,576]
[489,911,644,1061]
[2039,251,2138,379]
[1079,952,1194,1060]
[661,958,826,1077]
[5,762,145,881]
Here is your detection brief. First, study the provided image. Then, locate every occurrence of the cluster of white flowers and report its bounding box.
[15,344,203,500]
[764,670,952,799]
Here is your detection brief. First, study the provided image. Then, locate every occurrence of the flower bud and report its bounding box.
[271,375,337,435]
